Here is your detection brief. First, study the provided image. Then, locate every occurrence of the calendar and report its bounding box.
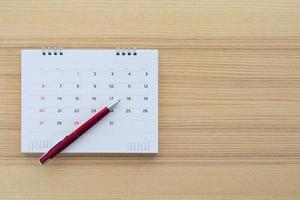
[21,48,158,153]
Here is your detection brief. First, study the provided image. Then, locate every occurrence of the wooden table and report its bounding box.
[0,0,300,199]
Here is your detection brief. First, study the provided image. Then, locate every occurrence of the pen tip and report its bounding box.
[108,99,121,111]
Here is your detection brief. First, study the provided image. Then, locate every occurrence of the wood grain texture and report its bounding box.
[0,0,300,199]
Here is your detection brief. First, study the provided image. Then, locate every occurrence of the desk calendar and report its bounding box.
[21,49,158,153]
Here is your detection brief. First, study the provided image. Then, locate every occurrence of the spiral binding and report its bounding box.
[41,47,137,56]
[42,46,63,56]
[116,48,137,56]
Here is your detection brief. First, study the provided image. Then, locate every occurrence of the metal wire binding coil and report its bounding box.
[42,46,63,55]
[116,48,137,56]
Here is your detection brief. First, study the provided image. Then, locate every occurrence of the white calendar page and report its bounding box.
[21,49,158,153]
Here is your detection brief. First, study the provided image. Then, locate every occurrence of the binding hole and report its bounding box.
[54,52,57,55]
[133,52,137,56]
[59,52,63,55]
[122,52,126,56]
[42,52,46,55]
[48,52,52,55]
[128,52,131,55]
[116,52,120,55]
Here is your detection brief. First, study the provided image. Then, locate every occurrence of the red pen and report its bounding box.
[39,99,121,165]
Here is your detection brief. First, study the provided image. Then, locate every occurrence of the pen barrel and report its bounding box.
[39,107,110,164]
[68,107,110,141]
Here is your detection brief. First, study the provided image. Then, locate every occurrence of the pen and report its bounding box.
[39,99,121,165]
